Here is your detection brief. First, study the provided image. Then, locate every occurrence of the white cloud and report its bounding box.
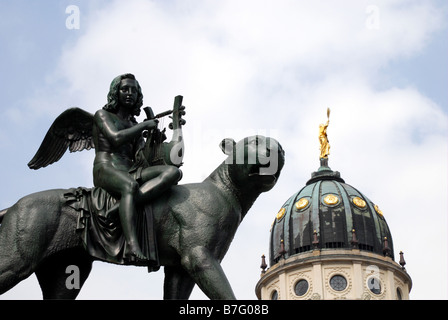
[1,0,446,299]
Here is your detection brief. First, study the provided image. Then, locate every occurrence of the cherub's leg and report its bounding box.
[137,166,181,203]
[94,166,147,262]
[120,190,148,262]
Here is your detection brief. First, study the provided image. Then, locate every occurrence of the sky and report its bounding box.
[0,0,447,300]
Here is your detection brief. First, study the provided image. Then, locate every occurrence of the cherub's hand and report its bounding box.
[145,119,158,129]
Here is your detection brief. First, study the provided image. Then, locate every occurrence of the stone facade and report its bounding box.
[256,249,412,300]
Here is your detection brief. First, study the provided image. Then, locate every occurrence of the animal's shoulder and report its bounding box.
[163,182,240,233]
[164,181,237,222]
[169,181,227,207]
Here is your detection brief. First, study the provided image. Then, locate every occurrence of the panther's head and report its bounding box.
[220,135,285,193]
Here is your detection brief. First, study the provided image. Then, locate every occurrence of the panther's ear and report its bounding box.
[220,138,236,155]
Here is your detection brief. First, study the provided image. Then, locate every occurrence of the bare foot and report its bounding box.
[125,243,148,263]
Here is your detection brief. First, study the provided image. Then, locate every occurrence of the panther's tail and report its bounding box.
[0,208,7,224]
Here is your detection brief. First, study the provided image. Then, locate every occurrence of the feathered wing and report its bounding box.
[28,107,95,169]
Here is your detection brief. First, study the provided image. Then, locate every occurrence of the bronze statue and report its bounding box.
[92,74,181,263]
[0,135,284,299]
[27,73,182,264]
[319,107,331,159]
[0,73,285,299]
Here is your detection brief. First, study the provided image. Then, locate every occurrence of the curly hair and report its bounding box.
[103,73,144,117]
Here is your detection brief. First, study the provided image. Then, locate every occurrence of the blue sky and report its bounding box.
[0,0,447,300]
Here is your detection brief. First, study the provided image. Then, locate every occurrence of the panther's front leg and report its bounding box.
[163,266,196,299]
[180,246,236,300]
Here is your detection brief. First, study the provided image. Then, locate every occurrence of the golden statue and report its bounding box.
[319,108,331,159]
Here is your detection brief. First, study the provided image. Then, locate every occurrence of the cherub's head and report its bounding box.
[103,73,144,116]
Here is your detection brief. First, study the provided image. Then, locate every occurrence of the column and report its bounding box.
[278,271,288,299]
[352,261,363,299]
[386,269,395,300]
[312,262,323,299]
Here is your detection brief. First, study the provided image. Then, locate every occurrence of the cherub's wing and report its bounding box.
[28,107,95,169]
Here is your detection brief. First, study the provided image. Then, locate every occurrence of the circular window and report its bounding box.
[367,277,381,294]
[270,290,278,300]
[329,275,347,291]
[294,279,309,296]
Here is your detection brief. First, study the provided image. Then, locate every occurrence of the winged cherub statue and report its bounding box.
[28,73,183,264]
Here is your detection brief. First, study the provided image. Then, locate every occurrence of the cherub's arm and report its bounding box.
[94,109,157,148]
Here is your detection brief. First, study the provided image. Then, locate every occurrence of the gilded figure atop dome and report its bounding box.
[319,108,331,159]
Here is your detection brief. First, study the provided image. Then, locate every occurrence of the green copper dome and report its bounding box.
[269,159,394,266]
